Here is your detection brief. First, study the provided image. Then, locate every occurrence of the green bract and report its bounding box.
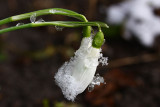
[92,31,104,48]
[82,26,91,37]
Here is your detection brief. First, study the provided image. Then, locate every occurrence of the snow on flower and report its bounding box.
[106,0,160,46]
[54,36,107,101]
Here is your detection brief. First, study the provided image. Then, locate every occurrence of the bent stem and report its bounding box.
[0,8,92,37]
[0,21,109,34]
[0,8,88,26]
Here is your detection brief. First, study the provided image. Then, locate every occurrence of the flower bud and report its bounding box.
[54,36,105,101]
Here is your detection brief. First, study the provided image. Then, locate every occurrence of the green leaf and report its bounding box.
[0,21,109,34]
[0,8,87,25]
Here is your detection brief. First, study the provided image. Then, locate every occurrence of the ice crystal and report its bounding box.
[99,53,108,66]
[88,73,104,92]
[16,23,24,26]
[30,13,45,24]
[35,18,45,23]
[30,13,36,23]
[55,26,64,31]
[49,9,66,14]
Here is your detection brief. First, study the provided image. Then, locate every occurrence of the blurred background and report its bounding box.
[0,0,160,107]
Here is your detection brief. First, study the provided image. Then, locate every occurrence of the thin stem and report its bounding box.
[0,21,109,34]
[0,8,87,26]
[0,18,12,25]
[97,24,102,32]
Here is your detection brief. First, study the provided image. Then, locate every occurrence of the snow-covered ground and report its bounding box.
[106,0,160,47]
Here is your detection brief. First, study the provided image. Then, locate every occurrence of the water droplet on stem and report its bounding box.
[30,13,36,23]
[16,23,24,26]
[35,18,45,23]
[55,26,64,31]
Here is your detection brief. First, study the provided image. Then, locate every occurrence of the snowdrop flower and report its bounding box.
[106,0,160,46]
[54,32,108,101]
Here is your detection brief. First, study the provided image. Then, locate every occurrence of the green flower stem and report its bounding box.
[0,18,11,26]
[0,8,87,26]
[0,21,109,34]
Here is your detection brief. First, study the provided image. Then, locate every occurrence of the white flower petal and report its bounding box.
[54,37,103,101]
